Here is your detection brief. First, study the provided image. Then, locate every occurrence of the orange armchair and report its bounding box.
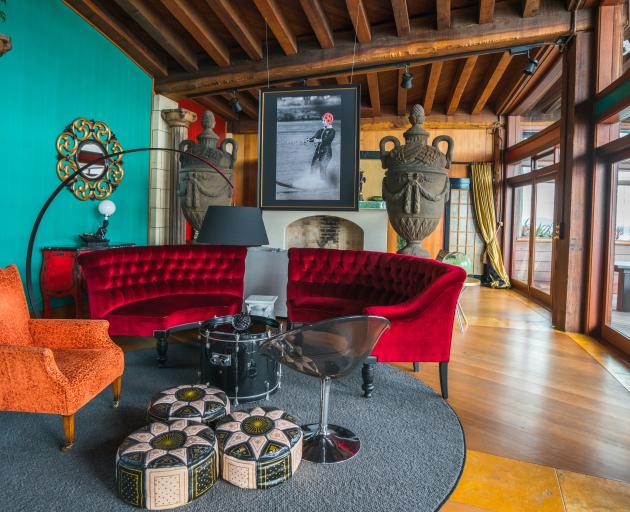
[0,265,124,451]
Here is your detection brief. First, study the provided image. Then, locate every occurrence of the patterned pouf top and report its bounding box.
[147,384,229,426]
[116,420,219,510]
[215,406,303,489]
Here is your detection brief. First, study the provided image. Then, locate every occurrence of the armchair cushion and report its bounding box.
[29,319,116,350]
[0,265,32,345]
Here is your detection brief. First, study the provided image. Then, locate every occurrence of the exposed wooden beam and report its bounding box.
[346,0,372,43]
[336,75,349,84]
[397,69,408,116]
[366,72,381,116]
[115,0,198,72]
[391,0,410,36]
[197,96,239,121]
[447,56,478,114]
[207,0,263,60]
[299,0,334,49]
[424,62,442,114]
[64,0,168,77]
[472,51,511,114]
[511,54,562,115]
[436,0,451,30]
[479,0,495,24]
[156,4,593,98]
[161,0,230,67]
[252,0,298,55]
[220,93,258,119]
[522,0,541,17]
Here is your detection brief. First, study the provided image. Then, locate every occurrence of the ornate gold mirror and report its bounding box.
[56,118,124,200]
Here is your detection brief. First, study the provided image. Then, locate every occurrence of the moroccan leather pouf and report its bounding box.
[215,406,303,490]
[116,420,219,510]
[147,384,230,426]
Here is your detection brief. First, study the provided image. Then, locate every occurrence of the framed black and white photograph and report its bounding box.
[258,85,360,210]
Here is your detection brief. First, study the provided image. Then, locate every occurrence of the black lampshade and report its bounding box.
[196,206,269,246]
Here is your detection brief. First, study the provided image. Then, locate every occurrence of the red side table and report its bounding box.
[40,244,133,318]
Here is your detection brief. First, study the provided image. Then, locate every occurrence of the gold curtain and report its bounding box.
[471,162,511,288]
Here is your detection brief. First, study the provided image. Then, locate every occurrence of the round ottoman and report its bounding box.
[147,384,230,426]
[116,420,219,510]
[215,406,303,489]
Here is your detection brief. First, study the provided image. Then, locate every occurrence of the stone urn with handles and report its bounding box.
[380,104,453,257]
[178,110,237,233]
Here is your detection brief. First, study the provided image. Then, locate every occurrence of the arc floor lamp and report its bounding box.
[25,147,268,317]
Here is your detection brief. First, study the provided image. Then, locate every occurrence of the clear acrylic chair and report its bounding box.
[260,315,390,464]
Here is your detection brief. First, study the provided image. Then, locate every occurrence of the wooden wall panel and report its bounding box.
[233,126,493,257]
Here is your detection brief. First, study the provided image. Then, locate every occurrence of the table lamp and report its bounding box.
[196,206,268,246]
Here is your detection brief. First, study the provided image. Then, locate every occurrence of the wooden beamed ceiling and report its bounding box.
[64,0,596,123]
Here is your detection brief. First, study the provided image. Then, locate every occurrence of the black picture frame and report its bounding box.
[258,85,360,210]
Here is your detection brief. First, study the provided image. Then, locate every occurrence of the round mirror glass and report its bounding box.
[76,140,107,180]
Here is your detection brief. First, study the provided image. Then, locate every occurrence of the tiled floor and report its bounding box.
[443,451,630,511]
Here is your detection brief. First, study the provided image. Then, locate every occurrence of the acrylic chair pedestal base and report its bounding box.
[301,423,360,463]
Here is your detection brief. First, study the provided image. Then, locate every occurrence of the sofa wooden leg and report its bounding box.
[413,362,420,373]
[61,414,75,452]
[362,356,377,398]
[155,331,168,367]
[439,362,448,399]
[112,376,122,408]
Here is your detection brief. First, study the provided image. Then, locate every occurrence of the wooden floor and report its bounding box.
[392,286,630,485]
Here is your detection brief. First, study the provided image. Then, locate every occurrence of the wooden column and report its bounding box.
[552,31,595,332]
[161,109,197,244]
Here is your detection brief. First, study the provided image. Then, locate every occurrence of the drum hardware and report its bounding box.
[210,353,231,367]
[265,381,270,400]
[277,365,282,390]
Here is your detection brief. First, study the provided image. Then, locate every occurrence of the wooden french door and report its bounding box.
[509,168,559,306]
[602,156,630,345]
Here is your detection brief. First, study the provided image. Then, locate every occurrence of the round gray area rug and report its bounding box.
[0,344,465,512]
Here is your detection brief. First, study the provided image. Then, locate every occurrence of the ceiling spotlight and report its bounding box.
[400,65,413,89]
[523,51,539,76]
[229,91,242,114]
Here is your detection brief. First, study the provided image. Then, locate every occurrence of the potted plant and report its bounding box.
[0,0,11,58]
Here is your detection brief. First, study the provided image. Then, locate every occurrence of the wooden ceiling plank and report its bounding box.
[397,69,408,116]
[447,55,478,115]
[522,0,541,17]
[220,93,258,119]
[65,0,168,77]
[197,96,239,121]
[115,0,198,72]
[391,0,410,36]
[366,72,381,116]
[252,0,298,55]
[299,0,334,49]
[161,0,230,67]
[346,0,372,43]
[206,0,263,61]
[436,0,451,30]
[424,61,442,114]
[472,51,511,114]
[156,4,593,97]
[479,0,495,24]
[336,75,349,84]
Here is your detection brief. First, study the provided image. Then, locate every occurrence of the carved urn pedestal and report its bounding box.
[380,104,452,258]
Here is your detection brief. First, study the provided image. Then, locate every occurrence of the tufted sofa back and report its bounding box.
[288,248,459,306]
[78,245,247,318]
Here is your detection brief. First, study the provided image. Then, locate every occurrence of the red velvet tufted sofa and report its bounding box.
[287,248,466,398]
[78,245,246,365]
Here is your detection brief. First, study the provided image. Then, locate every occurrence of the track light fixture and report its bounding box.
[229,90,242,114]
[400,65,413,89]
[523,50,539,76]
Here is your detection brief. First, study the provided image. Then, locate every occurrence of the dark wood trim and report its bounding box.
[597,138,630,162]
[505,121,561,164]
[436,0,451,30]
[506,163,560,186]
[479,0,495,25]
[552,30,595,332]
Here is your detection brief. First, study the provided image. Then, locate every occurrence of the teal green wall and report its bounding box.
[0,1,152,309]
